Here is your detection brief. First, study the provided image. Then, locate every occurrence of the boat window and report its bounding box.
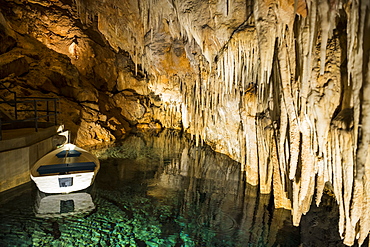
[59,177,73,187]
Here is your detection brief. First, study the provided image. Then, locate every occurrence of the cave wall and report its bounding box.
[0,0,172,147]
[0,0,369,245]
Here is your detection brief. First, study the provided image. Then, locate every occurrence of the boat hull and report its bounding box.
[30,143,100,194]
[31,171,95,194]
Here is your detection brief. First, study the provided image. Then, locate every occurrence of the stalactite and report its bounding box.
[299,0,317,100]
[318,0,336,75]
[271,125,291,209]
[278,40,300,181]
[134,45,137,76]
[296,118,315,216]
[242,87,259,186]
[256,117,272,193]
[357,145,370,244]
[182,1,369,245]
[70,0,370,245]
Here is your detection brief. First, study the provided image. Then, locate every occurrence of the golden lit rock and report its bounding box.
[0,0,369,245]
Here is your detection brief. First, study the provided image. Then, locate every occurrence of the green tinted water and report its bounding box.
[0,131,349,246]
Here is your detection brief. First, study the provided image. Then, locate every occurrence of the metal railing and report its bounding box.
[0,82,59,140]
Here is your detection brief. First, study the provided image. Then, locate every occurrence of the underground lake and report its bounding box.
[0,130,360,246]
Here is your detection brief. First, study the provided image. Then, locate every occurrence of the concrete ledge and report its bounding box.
[0,125,62,193]
[0,125,60,152]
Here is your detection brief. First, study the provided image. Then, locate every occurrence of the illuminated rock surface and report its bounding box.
[0,0,369,245]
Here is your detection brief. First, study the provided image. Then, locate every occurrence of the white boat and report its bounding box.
[34,190,95,218]
[30,143,100,194]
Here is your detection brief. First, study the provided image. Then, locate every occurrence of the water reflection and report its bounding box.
[34,191,95,218]
[91,131,297,246]
[0,130,346,246]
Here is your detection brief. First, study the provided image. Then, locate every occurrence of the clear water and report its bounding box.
[0,130,353,246]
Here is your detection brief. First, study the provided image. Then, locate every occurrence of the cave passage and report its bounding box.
[0,0,370,245]
[0,130,354,246]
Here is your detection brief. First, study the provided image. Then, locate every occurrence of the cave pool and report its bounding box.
[0,130,354,246]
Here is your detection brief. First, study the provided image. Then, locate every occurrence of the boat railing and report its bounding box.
[0,81,60,140]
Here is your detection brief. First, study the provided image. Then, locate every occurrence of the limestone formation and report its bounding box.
[0,0,369,245]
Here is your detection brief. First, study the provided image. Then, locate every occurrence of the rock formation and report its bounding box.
[0,0,369,245]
